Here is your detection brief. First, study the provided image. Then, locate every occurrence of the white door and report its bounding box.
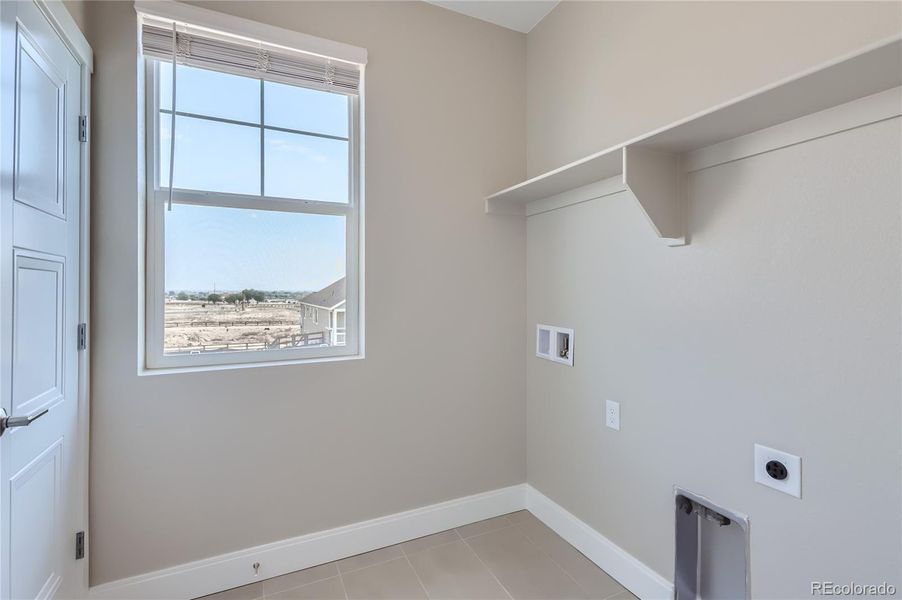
[0,2,86,599]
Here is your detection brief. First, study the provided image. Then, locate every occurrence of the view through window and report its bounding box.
[150,60,358,362]
[164,205,346,354]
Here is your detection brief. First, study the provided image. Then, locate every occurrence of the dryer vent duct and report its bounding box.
[674,488,749,600]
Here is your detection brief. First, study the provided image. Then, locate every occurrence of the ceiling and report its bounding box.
[425,1,559,33]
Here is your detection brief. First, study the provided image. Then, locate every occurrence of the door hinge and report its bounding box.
[78,115,87,143]
[75,531,85,560]
[77,323,87,351]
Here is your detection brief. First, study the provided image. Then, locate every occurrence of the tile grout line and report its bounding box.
[513,516,626,600]
[525,509,633,600]
[337,571,350,600]
[456,521,515,543]
[264,574,346,599]
[401,532,464,558]
[392,517,516,559]
[262,567,340,598]
[229,514,568,600]
[258,514,528,600]
[513,518,597,598]
[399,527,471,600]
[337,553,405,575]
[327,520,516,578]
[402,551,432,600]
[339,516,518,572]
[460,532,514,600]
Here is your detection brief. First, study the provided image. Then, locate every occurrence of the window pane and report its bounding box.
[264,81,348,138]
[264,129,348,202]
[264,130,348,202]
[160,62,260,123]
[164,204,346,354]
[159,113,261,195]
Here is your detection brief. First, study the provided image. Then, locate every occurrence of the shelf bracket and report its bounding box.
[622,146,686,246]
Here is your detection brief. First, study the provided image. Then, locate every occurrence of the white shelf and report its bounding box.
[486,36,902,243]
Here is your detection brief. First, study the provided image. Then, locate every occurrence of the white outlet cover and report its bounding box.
[754,444,801,498]
[605,400,620,431]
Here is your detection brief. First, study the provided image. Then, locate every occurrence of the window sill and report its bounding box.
[138,351,364,376]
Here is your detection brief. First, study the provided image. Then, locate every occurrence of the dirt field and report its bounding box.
[164,301,316,352]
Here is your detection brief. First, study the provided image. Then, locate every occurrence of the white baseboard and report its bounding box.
[89,483,673,600]
[89,484,526,600]
[526,485,673,600]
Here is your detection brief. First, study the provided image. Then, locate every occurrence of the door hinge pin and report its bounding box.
[75,531,85,560]
[77,323,87,351]
[78,115,87,143]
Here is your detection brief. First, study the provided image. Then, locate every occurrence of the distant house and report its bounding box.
[299,278,346,345]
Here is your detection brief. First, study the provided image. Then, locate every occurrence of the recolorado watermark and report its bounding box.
[811,582,897,596]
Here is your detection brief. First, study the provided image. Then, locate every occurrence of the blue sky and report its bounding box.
[165,205,345,292]
[159,63,348,292]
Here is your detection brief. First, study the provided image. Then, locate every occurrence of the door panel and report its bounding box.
[13,29,65,218]
[0,1,84,599]
[12,253,64,416]
[10,442,61,600]
[12,202,67,256]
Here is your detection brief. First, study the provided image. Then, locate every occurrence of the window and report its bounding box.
[141,11,365,369]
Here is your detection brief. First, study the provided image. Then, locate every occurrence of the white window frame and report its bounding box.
[142,54,363,370]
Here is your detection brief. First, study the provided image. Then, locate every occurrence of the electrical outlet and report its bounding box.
[605,400,620,431]
[754,444,801,498]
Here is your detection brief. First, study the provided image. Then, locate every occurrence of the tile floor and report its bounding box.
[198,511,637,600]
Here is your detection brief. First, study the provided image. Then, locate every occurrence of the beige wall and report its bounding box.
[81,0,902,591]
[527,1,902,176]
[82,0,526,585]
[526,2,901,597]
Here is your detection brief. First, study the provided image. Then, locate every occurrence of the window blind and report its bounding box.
[141,20,361,94]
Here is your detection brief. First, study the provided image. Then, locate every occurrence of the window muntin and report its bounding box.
[157,62,351,204]
[159,113,262,195]
[146,58,360,369]
[264,129,348,202]
[264,80,348,138]
[160,62,261,123]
